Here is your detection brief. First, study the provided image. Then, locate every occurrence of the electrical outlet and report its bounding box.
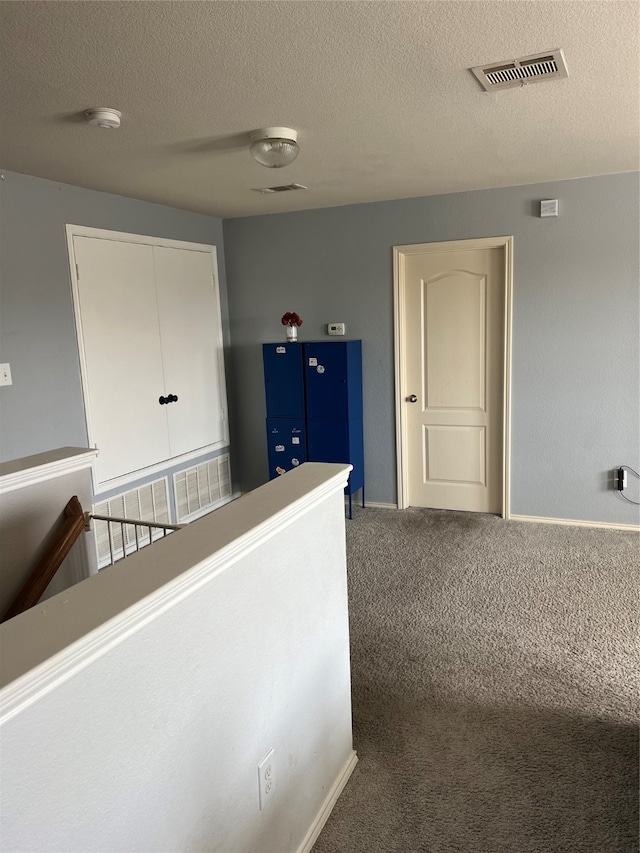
[616,467,627,491]
[0,363,12,386]
[327,323,345,336]
[257,748,275,810]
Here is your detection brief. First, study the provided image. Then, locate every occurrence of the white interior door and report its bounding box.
[152,246,228,458]
[73,236,170,483]
[402,245,505,513]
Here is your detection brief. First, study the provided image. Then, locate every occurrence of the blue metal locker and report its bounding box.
[263,339,364,517]
[304,340,363,422]
[262,342,305,419]
[265,418,306,478]
[304,341,364,517]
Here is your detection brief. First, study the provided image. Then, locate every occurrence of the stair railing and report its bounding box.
[1,496,86,623]
[85,513,184,568]
[2,500,185,624]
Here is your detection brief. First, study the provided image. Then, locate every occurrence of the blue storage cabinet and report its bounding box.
[262,340,364,517]
[266,418,306,477]
[262,342,305,419]
[304,340,364,518]
[262,342,306,479]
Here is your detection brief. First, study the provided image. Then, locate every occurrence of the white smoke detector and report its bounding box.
[84,108,122,129]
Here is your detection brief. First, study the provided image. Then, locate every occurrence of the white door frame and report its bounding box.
[393,236,514,517]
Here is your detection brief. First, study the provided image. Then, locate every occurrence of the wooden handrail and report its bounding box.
[1,496,86,624]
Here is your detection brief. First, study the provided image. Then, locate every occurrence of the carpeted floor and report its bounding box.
[313,508,639,853]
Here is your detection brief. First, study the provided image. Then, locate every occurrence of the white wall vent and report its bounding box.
[253,183,307,194]
[471,49,568,92]
[173,454,231,523]
[93,477,170,567]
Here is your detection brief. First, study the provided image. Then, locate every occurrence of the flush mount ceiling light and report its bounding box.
[84,108,122,129]
[249,127,299,168]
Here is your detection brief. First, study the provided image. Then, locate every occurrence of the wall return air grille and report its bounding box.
[471,49,568,92]
[173,454,231,523]
[93,477,170,567]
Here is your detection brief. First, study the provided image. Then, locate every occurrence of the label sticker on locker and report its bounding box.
[276,346,286,354]
[275,445,285,452]
[308,357,318,367]
[292,437,300,445]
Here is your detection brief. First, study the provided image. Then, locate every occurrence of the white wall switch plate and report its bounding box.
[0,363,12,386]
[257,748,275,810]
[327,323,345,336]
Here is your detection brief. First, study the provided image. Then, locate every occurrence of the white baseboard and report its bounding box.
[344,499,398,510]
[296,750,358,853]
[510,514,640,533]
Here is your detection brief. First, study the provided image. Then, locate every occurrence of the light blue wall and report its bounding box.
[223,173,640,525]
[0,171,230,491]
[2,170,638,523]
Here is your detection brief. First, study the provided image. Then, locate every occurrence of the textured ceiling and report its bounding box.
[0,1,638,218]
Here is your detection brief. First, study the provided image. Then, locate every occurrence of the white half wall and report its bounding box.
[0,463,355,853]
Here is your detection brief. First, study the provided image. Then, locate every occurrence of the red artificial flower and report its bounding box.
[281,312,303,327]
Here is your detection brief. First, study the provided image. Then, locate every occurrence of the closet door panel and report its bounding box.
[73,237,170,483]
[153,246,228,457]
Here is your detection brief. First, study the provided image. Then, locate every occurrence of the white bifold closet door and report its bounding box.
[152,245,226,458]
[73,236,170,483]
[72,235,227,487]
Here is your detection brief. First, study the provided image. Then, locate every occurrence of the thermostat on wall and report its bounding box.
[327,323,345,336]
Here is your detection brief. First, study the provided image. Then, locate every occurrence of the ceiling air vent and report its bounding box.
[253,183,307,194]
[471,49,568,92]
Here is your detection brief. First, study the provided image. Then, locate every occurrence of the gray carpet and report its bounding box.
[313,508,639,853]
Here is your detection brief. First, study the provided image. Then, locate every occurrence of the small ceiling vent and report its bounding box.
[253,183,307,194]
[471,49,568,92]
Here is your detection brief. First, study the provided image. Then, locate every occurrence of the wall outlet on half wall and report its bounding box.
[257,748,276,810]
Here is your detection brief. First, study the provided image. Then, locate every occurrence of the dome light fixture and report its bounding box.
[249,127,299,168]
[84,108,122,129]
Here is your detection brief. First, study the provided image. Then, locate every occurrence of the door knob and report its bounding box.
[408,394,418,403]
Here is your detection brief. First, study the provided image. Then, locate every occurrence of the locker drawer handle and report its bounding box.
[159,394,179,405]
